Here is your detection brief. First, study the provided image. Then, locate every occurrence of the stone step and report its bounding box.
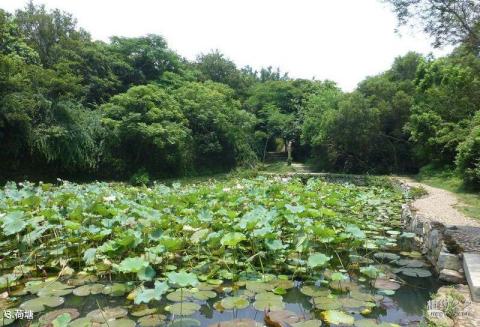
[463,252,480,302]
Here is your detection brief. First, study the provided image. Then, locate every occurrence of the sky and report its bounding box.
[2,0,453,91]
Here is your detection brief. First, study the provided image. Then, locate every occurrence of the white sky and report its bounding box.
[2,0,452,91]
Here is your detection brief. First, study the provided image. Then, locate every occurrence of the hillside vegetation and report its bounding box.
[1,1,480,190]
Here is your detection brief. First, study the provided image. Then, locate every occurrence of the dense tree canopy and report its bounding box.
[1,1,480,189]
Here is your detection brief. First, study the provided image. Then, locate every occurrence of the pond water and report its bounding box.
[5,259,442,327]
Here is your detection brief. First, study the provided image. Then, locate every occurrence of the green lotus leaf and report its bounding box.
[39,309,80,325]
[300,286,330,297]
[220,232,246,247]
[165,302,201,315]
[72,284,104,296]
[307,253,331,268]
[2,211,27,236]
[359,266,380,279]
[329,281,359,292]
[166,289,193,302]
[311,297,342,310]
[192,290,216,300]
[86,307,128,323]
[167,271,199,288]
[130,306,158,317]
[137,314,167,327]
[68,317,93,327]
[37,281,73,297]
[20,296,65,313]
[134,281,169,304]
[51,313,71,327]
[253,292,284,311]
[373,253,400,262]
[220,296,249,310]
[265,239,286,251]
[137,265,156,281]
[118,257,149,273]
[330,272,348,282]
[345,225,366,239]
[245,281,273,293]
[102,283,130,297]
[339,298,371,309]
[321,310,354,326]
[350,291,376,302]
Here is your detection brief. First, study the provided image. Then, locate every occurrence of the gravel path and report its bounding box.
[401,178,480,227]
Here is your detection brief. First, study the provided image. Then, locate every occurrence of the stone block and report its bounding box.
[463,252,480,302]
[437,252,462,271]
[439,269,465,284]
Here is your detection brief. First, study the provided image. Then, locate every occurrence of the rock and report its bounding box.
[463,252,480,302]
[437,252,462,271]
[439,269,465,283]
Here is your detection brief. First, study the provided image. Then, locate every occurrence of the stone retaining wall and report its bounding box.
[401,203,466,284]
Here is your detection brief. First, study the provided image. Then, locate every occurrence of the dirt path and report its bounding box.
[400,178,480,227]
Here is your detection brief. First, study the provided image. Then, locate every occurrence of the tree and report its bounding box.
[173,81,257,170]
[101,84,191,177]
[110,34,181,85]
[385,0,480,52]
[14,1,89,67]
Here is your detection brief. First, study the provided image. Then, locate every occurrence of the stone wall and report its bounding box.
[401,203,465,283]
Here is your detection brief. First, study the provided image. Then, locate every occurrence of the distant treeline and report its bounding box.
[1,1,480,188]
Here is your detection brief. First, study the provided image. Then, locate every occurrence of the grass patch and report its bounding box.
[416,165,480,220]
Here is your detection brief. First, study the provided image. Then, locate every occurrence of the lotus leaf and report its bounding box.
[118,257,149,273]
[220,296,249,310]
[137,314,166,327]
[166,290,194,302]
[102,283,130,297]
[20,296,64,313]
[394,259,426,268]
[266,310,300,325]
[395,267,432,277]
[86,307,128,323]
[72,284,104,296]
[373,253,400,262]
[167,271,199,288]
[321,310,354,326]
[68,317,93,327]
[220,232,246,247]
[39,308,80,325]
[307,253,331,268]
[253,292,284,311]
[165,302,201,315]
[373,279,400,291]
[311,297,342,310]
[300,286,330,297]
[192,290,216,300]
[135,281,169,304]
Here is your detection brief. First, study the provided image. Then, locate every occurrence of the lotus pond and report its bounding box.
[0,176,441,326]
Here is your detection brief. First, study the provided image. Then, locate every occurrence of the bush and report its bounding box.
[456,114,480,189]
[130,168,150,186]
